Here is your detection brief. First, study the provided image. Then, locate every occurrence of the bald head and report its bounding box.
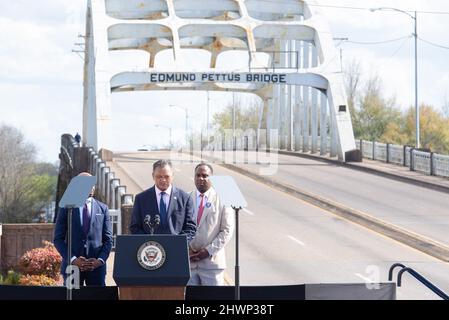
[77,172,95,196]
[77,172,92,177]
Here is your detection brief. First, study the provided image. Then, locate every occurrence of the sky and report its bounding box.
[0,0,448,163]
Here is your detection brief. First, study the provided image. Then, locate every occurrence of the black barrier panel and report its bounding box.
[0,285,304,300]
[0,285,118,300]
[186,285,305,300]
[3,284,393,300]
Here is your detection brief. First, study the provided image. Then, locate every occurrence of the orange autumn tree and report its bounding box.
[402,104,449,153]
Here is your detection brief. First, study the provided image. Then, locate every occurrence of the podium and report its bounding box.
[113,235,190,300]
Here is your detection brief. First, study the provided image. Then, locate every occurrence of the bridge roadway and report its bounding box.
[209,151,449,248]
[109,151,449,300]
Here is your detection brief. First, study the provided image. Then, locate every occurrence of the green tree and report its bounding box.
[212,99,261,134]
[354,76,401,141]
[0,125,57,223]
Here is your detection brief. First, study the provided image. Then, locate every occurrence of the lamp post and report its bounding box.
[155,124,172,149]
[370,7,419,148]
[207,91,210,147]
[169,104,188,147]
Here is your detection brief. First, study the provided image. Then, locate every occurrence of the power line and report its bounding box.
[345,35,411,45]
[307,3,367,11]
[418,37,449,50]
[412,10,449,15]
[307,3,449,15]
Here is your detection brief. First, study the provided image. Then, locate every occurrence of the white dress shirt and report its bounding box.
[196,189,211,211]
[155,185,172,210]
[79,197,93,226]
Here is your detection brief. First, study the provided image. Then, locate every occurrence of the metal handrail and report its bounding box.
[388,263,406,281]
[389,263,449,300]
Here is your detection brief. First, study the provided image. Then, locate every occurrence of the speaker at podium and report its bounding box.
[113,234,190,300]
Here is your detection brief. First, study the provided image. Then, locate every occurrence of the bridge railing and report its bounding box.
[356,139,449,177]
[203,133,449,179]
[86,148,134,247]
[57,135,134,249]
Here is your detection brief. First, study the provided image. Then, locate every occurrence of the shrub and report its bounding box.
[18,274,57,286]
[0,270,22,285]
[18,241,62,280]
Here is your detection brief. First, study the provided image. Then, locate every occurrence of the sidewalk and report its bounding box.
[278,150,449,194]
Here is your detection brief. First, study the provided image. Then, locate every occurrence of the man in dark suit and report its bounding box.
[130,159,196,242]
[54,172,112,286]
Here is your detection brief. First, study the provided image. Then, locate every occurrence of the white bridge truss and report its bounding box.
[83,0,356,160]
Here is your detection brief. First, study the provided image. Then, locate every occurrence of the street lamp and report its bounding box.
[370,7,419,148]
[155,124,172,149]
[169,104,189,147]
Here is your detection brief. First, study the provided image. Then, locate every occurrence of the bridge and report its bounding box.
[51,0,449,300]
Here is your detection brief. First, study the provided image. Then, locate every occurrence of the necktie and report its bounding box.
[159,192,167,228]
[82,202,90,237]
[197,194,205,225]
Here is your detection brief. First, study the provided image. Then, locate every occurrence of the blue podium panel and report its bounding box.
[113,235,190,286]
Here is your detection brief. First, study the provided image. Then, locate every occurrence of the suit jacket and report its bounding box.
[129,185,196,242]
[53,199,113,276]
[189,188,234,270]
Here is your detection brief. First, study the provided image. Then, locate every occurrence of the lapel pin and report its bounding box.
[206,202,211,208]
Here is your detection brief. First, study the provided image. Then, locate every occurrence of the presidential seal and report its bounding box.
[137,241,166,270]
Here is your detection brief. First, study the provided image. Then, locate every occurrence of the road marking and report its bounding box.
[287,235,305,246]
[243,208,255,216]
[355,273,373,283]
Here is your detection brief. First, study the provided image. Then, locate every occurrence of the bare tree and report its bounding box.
[442,92,449,119]
[344,59,362,114]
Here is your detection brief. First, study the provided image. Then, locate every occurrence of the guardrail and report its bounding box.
[204,133,449,179]
[356,139,449,177]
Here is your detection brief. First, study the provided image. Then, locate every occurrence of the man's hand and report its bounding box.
[189,249,209,262]
[72,257,89,272]
[85,258,103,271]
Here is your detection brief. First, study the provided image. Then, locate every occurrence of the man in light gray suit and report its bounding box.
[188,163,235,286]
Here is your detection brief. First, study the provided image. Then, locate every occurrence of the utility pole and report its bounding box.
[169,105,188,147]
[370,8,419,148]
[207,91,210,146]
[232,92,236,150]
[333,37,348,73]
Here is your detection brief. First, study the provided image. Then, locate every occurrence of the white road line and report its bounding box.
[355,273,373,283]
[243,208,255,216]
[286,235,305,246]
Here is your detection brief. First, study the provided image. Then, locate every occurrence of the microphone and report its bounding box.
[153,214,161,228]
[144,214,151,229]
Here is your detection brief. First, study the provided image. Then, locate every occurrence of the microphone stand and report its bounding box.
[232,206,242,300]
[150,215,160,235]
[66,206,74,301]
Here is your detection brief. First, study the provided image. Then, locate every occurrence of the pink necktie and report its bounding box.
[197,194,205,225]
